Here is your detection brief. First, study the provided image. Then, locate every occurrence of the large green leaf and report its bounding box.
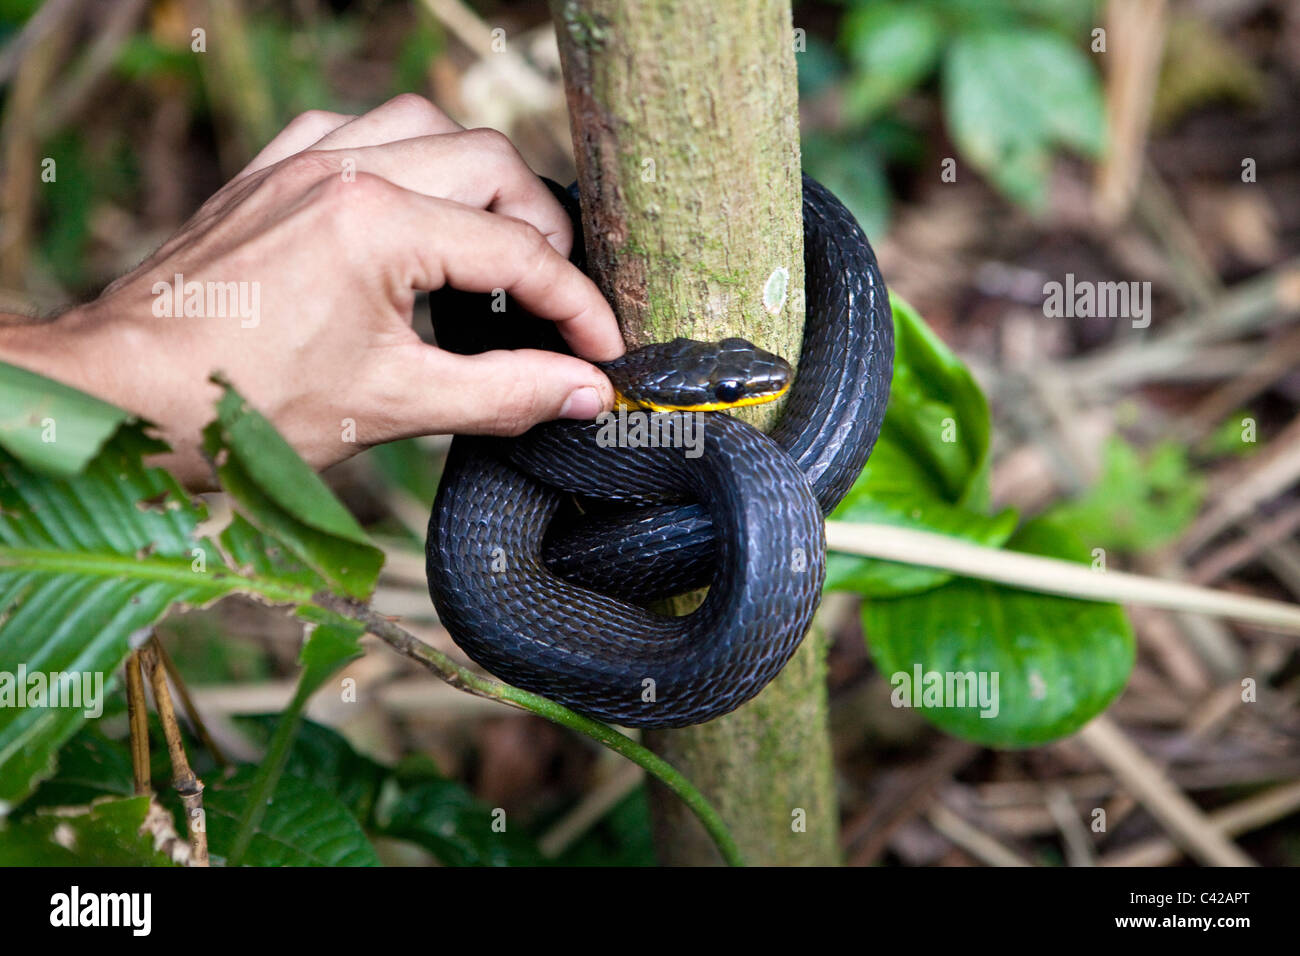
[232,716,389,824]
[826,295,1016,597]
[0,377,381,805]
[204,767,380,867]
[943,28,1105,208]
[0,361,128,478]
[374,758,546,867]
[0,424,255,806]
[862,517,1135,747]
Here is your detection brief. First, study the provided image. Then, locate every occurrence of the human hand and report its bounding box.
[0,94,622,486]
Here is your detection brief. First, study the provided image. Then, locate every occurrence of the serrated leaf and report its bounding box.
[0,361,127,477]
[0,423,253,805]
[862,517,1134,747]
[0,399,346,804]
[11,726,137,813]
[204,768,379,866]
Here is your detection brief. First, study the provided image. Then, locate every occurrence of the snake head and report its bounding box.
[598,336,793,412]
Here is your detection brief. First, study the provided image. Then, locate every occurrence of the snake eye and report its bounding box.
[714,380,745,404]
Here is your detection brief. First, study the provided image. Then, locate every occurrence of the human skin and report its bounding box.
[0,94,624,487]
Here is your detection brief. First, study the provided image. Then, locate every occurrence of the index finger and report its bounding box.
[335,177,624,360]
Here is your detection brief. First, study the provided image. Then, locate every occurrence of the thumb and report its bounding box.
[378,346,615,440]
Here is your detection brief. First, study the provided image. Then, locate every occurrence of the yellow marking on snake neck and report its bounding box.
[613,382,790,413]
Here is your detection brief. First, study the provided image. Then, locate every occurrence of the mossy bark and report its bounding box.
[550,0,839,865]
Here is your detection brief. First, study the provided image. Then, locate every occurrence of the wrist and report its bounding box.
[0,300,219,485]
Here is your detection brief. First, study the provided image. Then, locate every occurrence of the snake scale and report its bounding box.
[426,175,893,727]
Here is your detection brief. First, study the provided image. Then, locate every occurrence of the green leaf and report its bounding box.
[0,375,367,805]
[226,615,364,865]
[886,295,994,507]
[232,716,388,824]
[0,795,178,865]
[232,717,545,866]
[1200,413,1260,460]
[0,362,128,478]
[0,423,270,806]
[374,758,546,867]
[843,2,943,120]
[12,726,137,813]
[204,767,380,866]
[862,516,1135,747]
[826,295,1016,596]
[943,29,1105,208]
[1045,438,1206,553]
[205,385,383,599]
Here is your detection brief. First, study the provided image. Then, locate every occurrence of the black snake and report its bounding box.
[426,175,893,727]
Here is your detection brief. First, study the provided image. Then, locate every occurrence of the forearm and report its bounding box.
[0,304,219,485]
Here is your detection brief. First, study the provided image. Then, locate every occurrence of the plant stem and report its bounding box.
[314,595,744,866]
[825,521,1300,633]
[140,639,209,867]
[124,650,151,796]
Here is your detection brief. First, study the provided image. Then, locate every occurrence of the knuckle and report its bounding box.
[463,126,518,161]
[286,109,346,141]
[314,172,392,224]
[379,92,448,131]
[509,217,551,259]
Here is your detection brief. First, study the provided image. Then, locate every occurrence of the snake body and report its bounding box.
[426,175,893,727]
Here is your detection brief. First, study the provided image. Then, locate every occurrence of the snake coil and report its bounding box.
[426,176,893,727]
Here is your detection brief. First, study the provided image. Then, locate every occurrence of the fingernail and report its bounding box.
[559,386,603,420]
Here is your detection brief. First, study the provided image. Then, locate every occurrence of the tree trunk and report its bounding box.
[550,0,839,865]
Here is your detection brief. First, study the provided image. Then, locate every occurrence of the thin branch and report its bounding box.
[927,804,1033,867]
[825,521,1300,634]
[125,651,151,796]
[152,633,229,769]
[1101,780,1300,867]
[312,593,745,867]
[1078,715,1254,867]
[140,641,209,867]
